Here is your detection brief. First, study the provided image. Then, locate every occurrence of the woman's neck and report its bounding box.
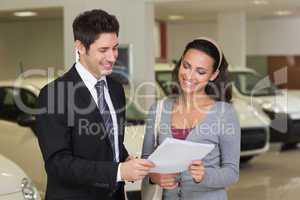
[178,92,214,112]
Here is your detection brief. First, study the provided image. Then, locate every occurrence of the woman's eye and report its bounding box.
[183,63,189,69]
[197,70,206,75]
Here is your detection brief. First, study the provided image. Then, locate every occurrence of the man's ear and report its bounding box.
[75,40,86,55]
[210,69,220,81]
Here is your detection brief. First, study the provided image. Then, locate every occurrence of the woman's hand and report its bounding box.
[149,173,179,189]
[188,160,205,183]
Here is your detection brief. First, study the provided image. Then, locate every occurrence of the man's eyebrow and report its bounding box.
[98,43,119,50]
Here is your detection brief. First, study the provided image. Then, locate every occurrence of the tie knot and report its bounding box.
[95,79,106,89]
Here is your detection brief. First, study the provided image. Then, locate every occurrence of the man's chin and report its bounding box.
[100,69,113,76]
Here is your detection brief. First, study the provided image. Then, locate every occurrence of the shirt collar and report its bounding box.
[75,62,107,88]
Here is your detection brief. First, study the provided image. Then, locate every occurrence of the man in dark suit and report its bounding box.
[36,9,154,200]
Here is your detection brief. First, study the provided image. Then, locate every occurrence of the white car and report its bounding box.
[229,67,300,148]
[0,78,48,198]
[0,153,40,200]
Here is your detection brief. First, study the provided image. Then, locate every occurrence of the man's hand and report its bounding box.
[188,160,205,183]
[120,158,154,182]
[125,155,136,161]
[149,173,179,190]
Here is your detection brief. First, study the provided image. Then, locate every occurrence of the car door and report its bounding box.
[0,87,46,196]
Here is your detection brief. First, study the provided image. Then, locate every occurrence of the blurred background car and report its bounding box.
[0,78,48,198]
[229,67,300,150]
[0,153,41,200]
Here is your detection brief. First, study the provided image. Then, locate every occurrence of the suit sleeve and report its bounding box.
[36,84,118,190]
[120,85,129,161]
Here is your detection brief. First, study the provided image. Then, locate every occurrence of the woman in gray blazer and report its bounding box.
[142,37,241,200]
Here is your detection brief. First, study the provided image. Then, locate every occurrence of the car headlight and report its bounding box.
[262,102,283,113]
[21,178,41,200]
[261,102,272,111]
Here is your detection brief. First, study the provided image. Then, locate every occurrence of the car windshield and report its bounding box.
[229,71,278,96]
[0,87,38,121]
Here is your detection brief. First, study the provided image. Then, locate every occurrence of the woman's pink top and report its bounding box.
[171,127,193,140]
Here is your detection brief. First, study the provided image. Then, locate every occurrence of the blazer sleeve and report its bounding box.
[35,84,118,190]
[120,86,129,161]
[121,143,129,161]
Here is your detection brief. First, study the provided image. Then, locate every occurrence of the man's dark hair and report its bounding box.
[72,9,119,51]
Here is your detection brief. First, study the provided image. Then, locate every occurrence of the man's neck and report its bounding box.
[78,60,102,80]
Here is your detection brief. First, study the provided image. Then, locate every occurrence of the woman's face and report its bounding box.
[178,49,219,95]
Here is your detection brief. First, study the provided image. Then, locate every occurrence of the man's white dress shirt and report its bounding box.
[75,62,122,181]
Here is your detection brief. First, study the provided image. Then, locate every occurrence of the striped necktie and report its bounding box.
[95,80,116,162]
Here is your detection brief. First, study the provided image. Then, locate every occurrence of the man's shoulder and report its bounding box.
[39,66,76,96]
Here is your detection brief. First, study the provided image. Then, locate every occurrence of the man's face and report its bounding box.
[77,33,119,78]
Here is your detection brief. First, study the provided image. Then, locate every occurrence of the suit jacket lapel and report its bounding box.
[66,66,114,153]
[106,76,125,158]
[67,66,102,119]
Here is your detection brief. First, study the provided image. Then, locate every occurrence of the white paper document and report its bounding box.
[148,138,215,173]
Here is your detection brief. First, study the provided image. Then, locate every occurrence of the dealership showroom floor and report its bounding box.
[228,144,300,200]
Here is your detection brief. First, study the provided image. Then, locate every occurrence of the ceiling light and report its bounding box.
[253,0,269,5]
[274,10,292,16]
[13,11,37,17]
[168,15,184,20]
